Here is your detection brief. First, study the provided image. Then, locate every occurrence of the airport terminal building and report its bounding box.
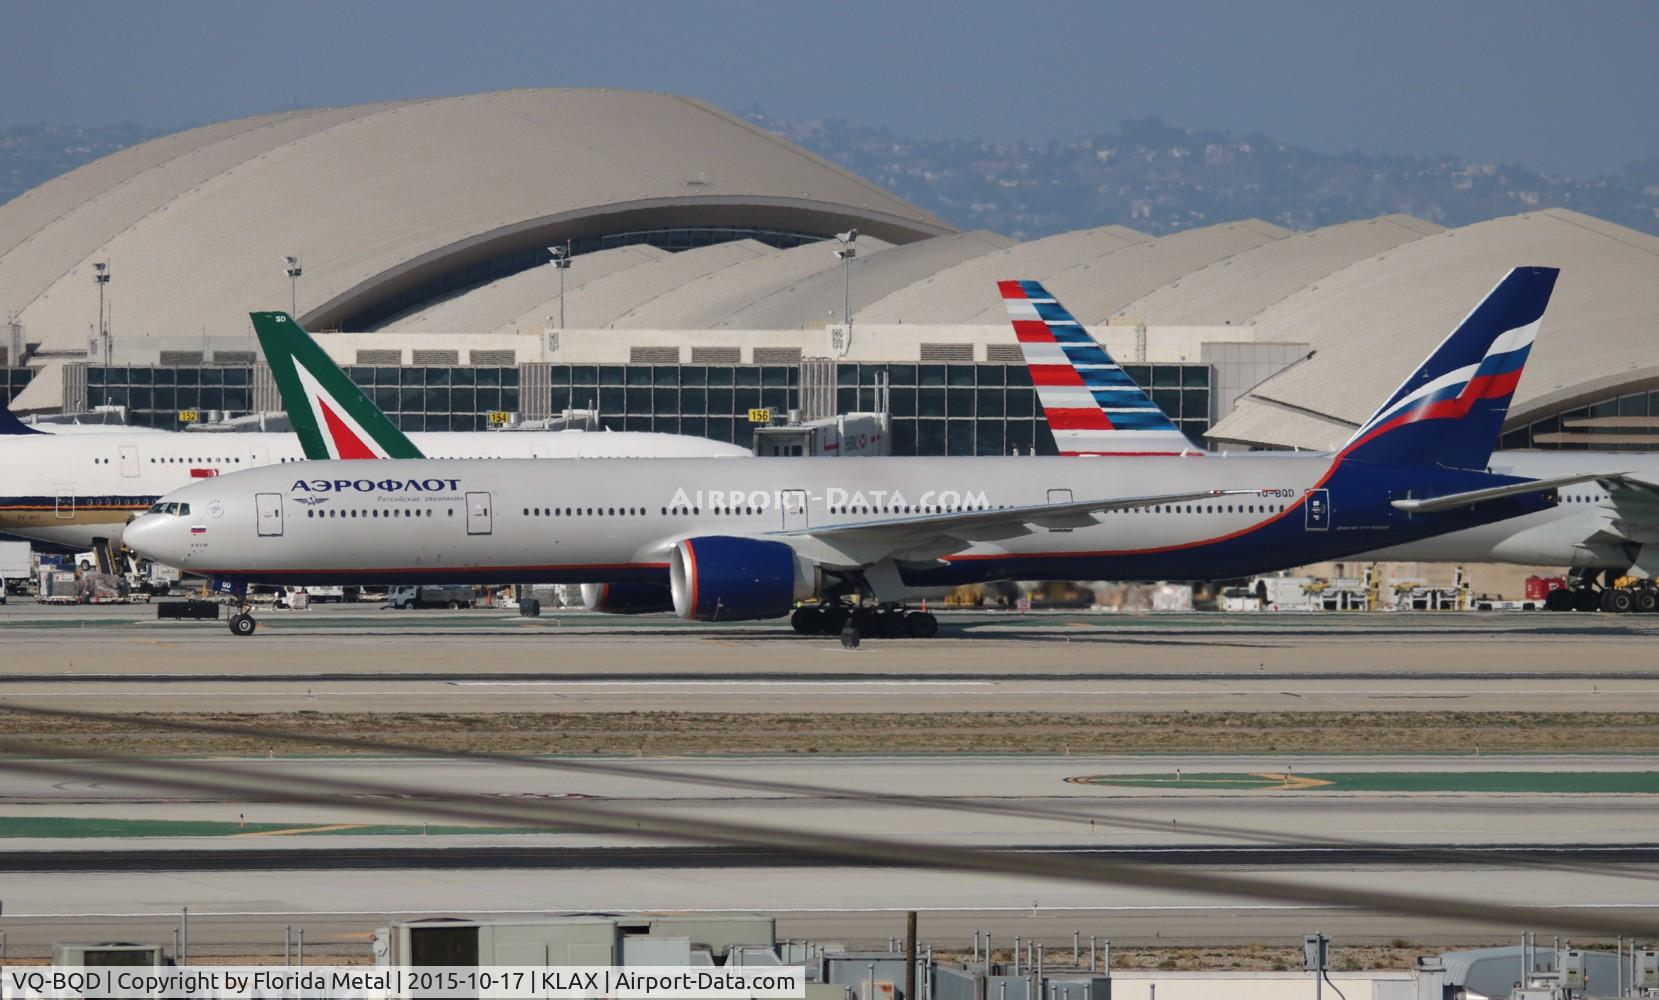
[3,88,1658,454]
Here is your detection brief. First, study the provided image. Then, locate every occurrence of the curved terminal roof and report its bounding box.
[1114,214,1445,326]
[0,88,953,350]
[699,229,1014,331]
[859,224,1150,324]
[387,244,669,335]
[606,235,892,330]
[1041,219,1292,326]
[1208,209,1659,450]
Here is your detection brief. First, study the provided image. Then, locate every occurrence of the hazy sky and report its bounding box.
[5,0,1657,178]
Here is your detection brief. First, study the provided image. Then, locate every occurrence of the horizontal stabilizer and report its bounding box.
[1391,471,1631,513]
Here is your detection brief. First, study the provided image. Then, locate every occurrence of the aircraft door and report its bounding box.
[781,489,808,531]
[1304,489,1331,532]
[255,492,284,536]
[54,488,75,520]
[1046,488,1074,532]
[119,445,139,478]
[466,492,493,535]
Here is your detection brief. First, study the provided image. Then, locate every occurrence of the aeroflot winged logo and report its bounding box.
[250,311,426,462]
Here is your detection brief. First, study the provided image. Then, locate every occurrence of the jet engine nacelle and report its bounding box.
[669,536,819,621]
[580,582,674,615]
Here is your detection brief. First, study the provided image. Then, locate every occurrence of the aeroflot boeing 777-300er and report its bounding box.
[0,314,747,551]
[127,267,1602,637]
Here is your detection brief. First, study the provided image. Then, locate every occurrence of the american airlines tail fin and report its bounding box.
[249,311,424,461]
[0,406,45,436]
[997,280,1196,456]
[1337,266,1558,469]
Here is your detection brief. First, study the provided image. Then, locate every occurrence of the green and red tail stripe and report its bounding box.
[249,312,424,461]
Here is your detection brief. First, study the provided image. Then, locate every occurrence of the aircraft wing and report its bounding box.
[773,488,1261,566]
[1599,475,1659,547]
[1391,472,1632,514]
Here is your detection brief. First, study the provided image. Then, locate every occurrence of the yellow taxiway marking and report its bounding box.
[1254,772,1335,790]
[231,823,368,838]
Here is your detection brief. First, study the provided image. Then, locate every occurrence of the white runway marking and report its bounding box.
[448,680,996,688]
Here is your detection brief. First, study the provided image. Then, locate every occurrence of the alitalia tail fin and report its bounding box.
[249,311,424,460]
[997,280,1197,456]
[1337,266,1557,469]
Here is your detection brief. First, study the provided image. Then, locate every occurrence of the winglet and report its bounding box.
[1338,267,1558,469]
[998,280,1196,456]
[249,311,424,460]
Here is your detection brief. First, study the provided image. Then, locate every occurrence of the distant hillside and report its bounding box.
[750,111,1659,240]
[5,115,1658,243]
[0,122,171,205]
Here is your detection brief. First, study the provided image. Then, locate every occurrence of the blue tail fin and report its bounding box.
[1338,266,1558,469]
[0,406,44,436]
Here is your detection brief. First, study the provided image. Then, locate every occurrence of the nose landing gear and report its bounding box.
[228,608,258,636]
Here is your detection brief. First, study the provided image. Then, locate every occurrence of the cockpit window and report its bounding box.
[146,503,167,515]
[177,502,190,516]
[146,502,190,516]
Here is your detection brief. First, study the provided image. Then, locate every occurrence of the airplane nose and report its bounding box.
[123,514,176,562]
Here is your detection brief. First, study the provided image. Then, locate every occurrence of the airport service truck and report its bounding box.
[0,541,30,602]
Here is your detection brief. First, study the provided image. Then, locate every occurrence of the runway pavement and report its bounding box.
[3,604,1659,712]
[5,605,1659,952]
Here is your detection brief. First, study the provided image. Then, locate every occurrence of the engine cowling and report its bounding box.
[670,536,818,621]
[580,582,675,614]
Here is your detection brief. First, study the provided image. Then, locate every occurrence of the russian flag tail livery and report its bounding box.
[0,406,44,436]
[998,280,1195,456]
[1338,266,1558,470]
[249,311,424,461]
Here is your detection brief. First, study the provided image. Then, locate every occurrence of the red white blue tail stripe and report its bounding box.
[998,280,1195,456]
[1338,266,1557,470]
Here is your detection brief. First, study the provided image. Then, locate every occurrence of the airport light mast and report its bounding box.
[548,242,572,328]
[834,230,857,342]
[283,256,303,318]
[92,261,111,365]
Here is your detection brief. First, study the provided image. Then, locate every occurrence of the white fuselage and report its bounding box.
[121,452,1549,594]
[0,430,750,550]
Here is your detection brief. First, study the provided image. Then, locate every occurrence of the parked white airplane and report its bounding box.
[127,268,1602,637]
[998,280,1659,612]
[0,318,748,551]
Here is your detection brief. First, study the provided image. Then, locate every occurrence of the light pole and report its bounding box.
[834,229,857,340]
[283,256,303,318]
[548,243,572,328]
[92,261,111,365]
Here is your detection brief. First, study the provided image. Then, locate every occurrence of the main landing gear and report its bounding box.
[1541,569,1659,614]
[228,607,258,636]
[790,602,939,641]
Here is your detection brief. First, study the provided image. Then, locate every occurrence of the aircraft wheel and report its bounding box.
[906,611,939,639]
[1574,588,1602,612]
[1606,589,1635,614]
[1542,589,1573,612]
[1636,590,1659,614]
[791,606,819,635]
[229,613,257,637]
[878,609,908,638]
